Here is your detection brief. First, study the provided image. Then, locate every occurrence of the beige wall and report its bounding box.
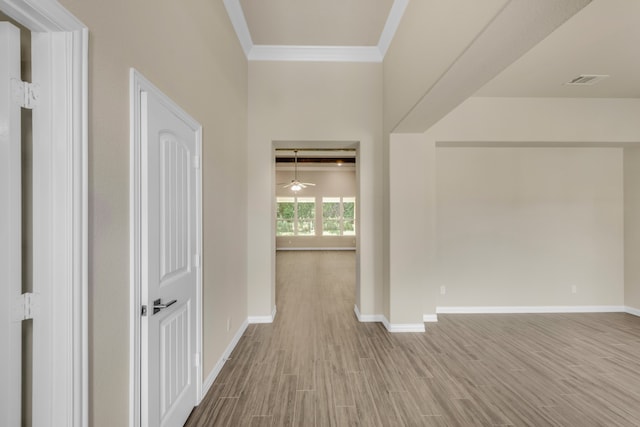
[384,97,640,319]
[248,61,384,319]
[57,0,248,425]
[382,0,507,132]
[388,133,436,324]
[624,148,640,310]
[275,169,357,249]
[436,147,624,307]
[381,0,508,324]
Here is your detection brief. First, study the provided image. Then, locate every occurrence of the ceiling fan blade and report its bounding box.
[300,182,316,186]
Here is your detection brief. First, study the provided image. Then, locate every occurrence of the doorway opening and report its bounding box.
[273,143,359,317]
[0,2,88,426]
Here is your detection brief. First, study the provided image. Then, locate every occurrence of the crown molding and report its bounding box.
[222,0,252,56]
[378,0,408,56]
[249,45,382,62]
[223,0,405,62]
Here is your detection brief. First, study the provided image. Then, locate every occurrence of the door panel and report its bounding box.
[160,301,191,415]
[141,88,198,427]
[160,132,190,284]
[0,21,22,427]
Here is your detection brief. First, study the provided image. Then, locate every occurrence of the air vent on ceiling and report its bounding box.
[565,74,609,86]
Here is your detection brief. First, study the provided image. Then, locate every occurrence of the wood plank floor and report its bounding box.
[185,250,640,426]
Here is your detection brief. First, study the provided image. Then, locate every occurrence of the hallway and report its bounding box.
[186,251,640,426]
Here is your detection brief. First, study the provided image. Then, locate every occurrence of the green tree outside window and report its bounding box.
[322,197,356,236]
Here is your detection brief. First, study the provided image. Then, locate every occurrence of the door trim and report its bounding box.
[0,1,88,426]
[130,69,203,427]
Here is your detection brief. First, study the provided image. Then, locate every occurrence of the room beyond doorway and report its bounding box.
[275,147,357,251]
[273,143,359,326]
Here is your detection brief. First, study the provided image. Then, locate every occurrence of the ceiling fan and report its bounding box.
[279,150,315,192]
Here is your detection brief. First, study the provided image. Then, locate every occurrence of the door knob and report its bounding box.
[153,298,177,315]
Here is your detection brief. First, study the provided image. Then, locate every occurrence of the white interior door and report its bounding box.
[139,82,201,427]
[0,21,22,427]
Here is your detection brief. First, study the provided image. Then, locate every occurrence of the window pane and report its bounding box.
[276,197,295,236]
[343,219,355,236]
[343,201,355,219]
[343,197,356,236]
[276,197,295,220]
[322,202,340,219]
[276,220,295,236]
[297,198,315,220]
[323,220,341,236]
[296,197,315,235]
[322,197,340,236]
[297,220,315,236]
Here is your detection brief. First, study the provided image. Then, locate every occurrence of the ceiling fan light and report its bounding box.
[291,183,302,192]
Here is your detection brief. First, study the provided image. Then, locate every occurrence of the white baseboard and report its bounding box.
[353,304,385,322]
[354,305,425,332]
[248,305,277,324]
[201,317,249,400]
[276,247,356,251]
[625,306,640,317]
[423,314,438,323]
[436,305,626,314]
[384,318,426,333]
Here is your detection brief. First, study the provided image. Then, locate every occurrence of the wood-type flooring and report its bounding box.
[185,250,640,426]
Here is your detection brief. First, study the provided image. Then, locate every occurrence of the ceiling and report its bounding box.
[239,0,394,46]
[477,0,640,98]
[224,0,407,61]
[227,0,640,99]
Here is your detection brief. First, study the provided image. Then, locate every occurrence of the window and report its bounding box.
[322,197,356,236]
[296,197,315,236]
[343,197,356,236]
[276,196,316,236]
[276,197,295,236]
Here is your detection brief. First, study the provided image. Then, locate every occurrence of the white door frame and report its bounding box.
[130,69,203,427]
[0,0,88,426]
[1,20,23,427]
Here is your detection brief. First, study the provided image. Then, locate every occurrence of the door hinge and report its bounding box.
[194,253,201,268]
[15,292,37,321]
[11,79,40,109]
[194,353,200,367]
[193,155,200,169]
[141,305,148,316]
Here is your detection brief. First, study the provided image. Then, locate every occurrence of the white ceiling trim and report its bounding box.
[223,0,252,56]
[377,0,408,56]
[249,45,382,62]
[223,0,405,62]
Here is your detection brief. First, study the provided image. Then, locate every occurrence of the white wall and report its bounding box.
[275,169,356,249]
[436,147,624,307]
[624,148,640,311]
[248,61,384,319]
